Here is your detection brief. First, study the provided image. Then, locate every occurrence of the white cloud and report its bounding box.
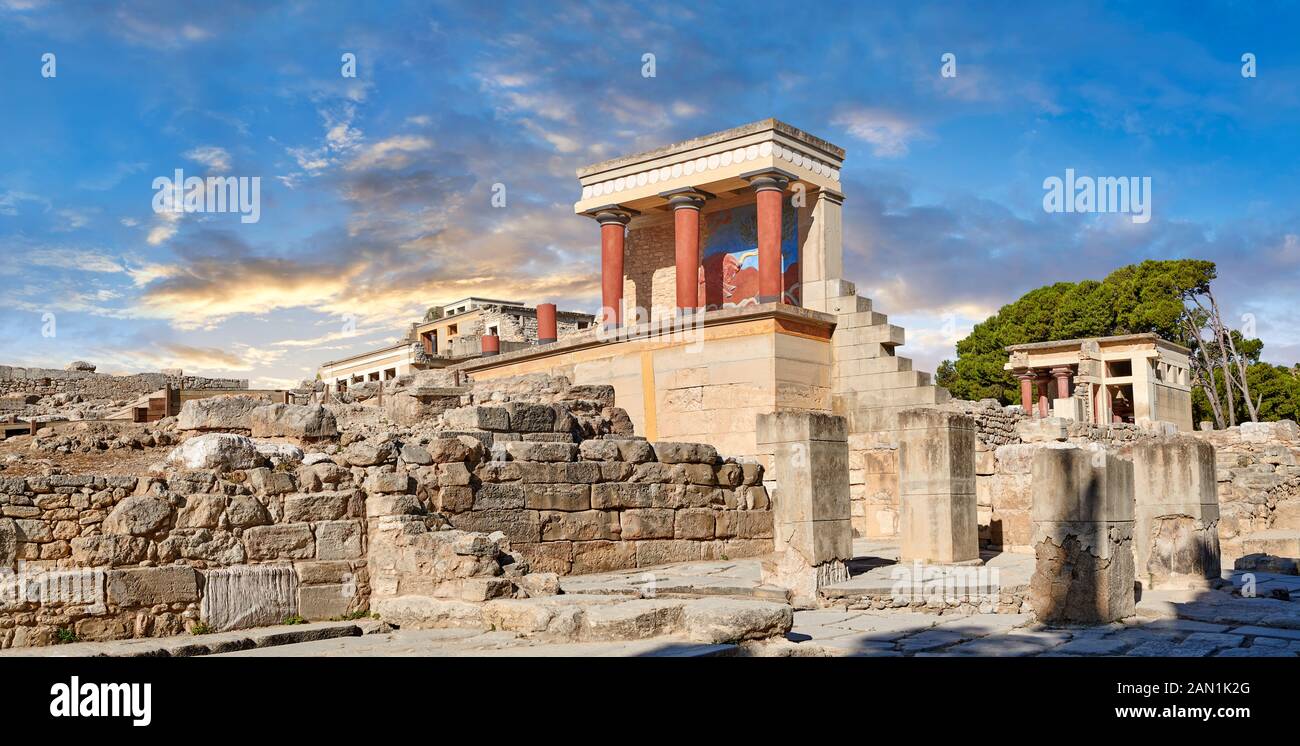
[344,135,432,171]
[184,145,231,173]
[832,108,924,157]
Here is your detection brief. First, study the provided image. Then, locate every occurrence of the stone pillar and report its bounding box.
[1028,444,1136,624]
[746,171,790,304]
[594,208,633,328]
[1051,366,1072,399]
[536,303,557,344]
[756,411,852,607]
[480,334,500,357]
[1016,371,1036,415]
[666,191,707,313]
[1125,438,1221,590]
[897,408,979,564]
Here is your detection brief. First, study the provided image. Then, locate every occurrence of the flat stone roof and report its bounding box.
[1005,332,1190,354]
[576,118,846,178]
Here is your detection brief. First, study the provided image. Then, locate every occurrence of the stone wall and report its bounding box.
[0,465,367,649]
[0,365,246,400]
[1190,420,1300,565]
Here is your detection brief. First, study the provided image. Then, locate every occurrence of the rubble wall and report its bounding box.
[0,466,368,649]
[0,365,246,400]
[1190,420,1300,564]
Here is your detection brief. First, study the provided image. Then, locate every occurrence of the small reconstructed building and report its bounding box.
[318,297,595,393]
[1004,332,1194,431]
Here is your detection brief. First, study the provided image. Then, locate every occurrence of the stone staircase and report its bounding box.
[814,279,951,434]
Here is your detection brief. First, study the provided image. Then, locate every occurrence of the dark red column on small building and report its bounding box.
[596,209,633,328]
[746,172,790,304]
[1016,372,1036,415]
[536,303,557,344]
[668,193,707,313]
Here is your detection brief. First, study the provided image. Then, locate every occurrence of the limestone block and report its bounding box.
[450,510,540,544]
[244,524,315,560]
[513,541,574,574]
[443,406,510,432]
[578,439,621,461]
[540,510,620,542]
[436,462,472,486]
[473,482,525,510]
[674,508,715,540]
[201,564,298,631]
[1028,445,1136,624]
[634,539,704,567]
[522,483,590,511]
[344,439,397,466]
[503,441,577,462]
[175,494,227,530]
[0,517,16,570]
[570,540,635,573]
[652,442,719,464]
[1126,437,1221,589]
[715,510,774,540]
[1018,417,1069,443]
[70,535,149,567]
[315,520,364,560]
[591,482,654,509]
[504,402,556,433]
[365,471,412,494]
[755,410,847,445]
[400,443,433,465]
[682,598,793,644]
[107,566,199,606]
[284,492,351,522]
[620,508,675,540]
[298,584,355,620]
[102,495,174,537]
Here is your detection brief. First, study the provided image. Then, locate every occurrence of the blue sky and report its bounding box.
[1,0,1297,386]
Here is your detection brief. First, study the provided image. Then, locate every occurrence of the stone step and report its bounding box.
[832,342,895,362]
[833,356,913,377]
[826,294,872,314]
[835,388,954,433]
[835,310,889,329]
[1241,529,1300,559]
[835,370,933,392]
[833,324,905,348]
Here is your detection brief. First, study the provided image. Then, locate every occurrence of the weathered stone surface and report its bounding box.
[591,482,653,509]
[157,528,246,564]
[716,510,774,539]
[653,442,718,464]
[578,439,621,461]
[372,596,485,629]
[681,598,793,643]
[400,443,433,465]
[175,494,226,529]
[517,572,561,598]
[365,472,411,494]
[503,441,577,462]
[474,483,525,510]
[202,564,298,631]
[522,483,590,511]
[436,462,472,486]
[505,402,556,433]
[571,540,636,573]
[620,508,675,540]
[635,539,704,567]
[102,496,173,536]
[443,406,510,432]
[254,442,305,466]
[250,403,338,440]
[344,440,396,467]
[428,436,482,464]
[226,495,271,528]
[450,509,540,544]
[0,518,16,570]
[284,492,352,522]
[316,520,364,560]
[244,524,315,560]
[298,584,355,620]
[168,433,263,472]
[513,541,573,574]
[580,599,685,641]
[70,535,149,567]
[177,395,261,431]
[107,566,199,606]
[540,510,620,542]
[674,508,715,540]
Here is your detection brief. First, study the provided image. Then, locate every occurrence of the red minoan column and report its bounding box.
[1037,375,1052,418]
[667,192,707,313]
[1016,372,1036,414]
[1051,366,1072,400]
[746,172,790,304]
[595,209,633,328]
[481,334,500,357]
[536,303,557,345]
